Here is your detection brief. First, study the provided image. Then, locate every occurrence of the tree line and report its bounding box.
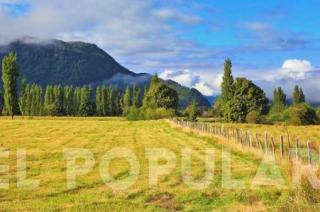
[213,59,319,125]
[0,52,179,119]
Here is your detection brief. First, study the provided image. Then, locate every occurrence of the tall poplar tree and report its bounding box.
[1,52,20,119]
[271,87,287,113]
[132,85,140,107]
[64,85,74,116]
[123,86,131,109]
[293,85,305,105]
[0,89,3,115]
[19,77,28,116]
[221,59,234,103]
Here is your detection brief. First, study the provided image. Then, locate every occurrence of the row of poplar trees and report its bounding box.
[0,52,144,118]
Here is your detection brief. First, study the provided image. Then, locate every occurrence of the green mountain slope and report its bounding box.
[0,38,210,108]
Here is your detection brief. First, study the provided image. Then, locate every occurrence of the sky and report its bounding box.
[0,0,320,100]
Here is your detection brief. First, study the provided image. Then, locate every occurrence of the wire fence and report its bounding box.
[170,118,318,165]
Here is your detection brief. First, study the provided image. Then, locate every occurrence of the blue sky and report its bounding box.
[1,0,320,98]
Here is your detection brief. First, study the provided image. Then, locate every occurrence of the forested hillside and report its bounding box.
[0,38,209,108]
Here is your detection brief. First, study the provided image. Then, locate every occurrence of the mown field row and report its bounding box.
[0,117,318,211]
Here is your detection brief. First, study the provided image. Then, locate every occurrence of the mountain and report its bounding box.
[0,38,210,108]
[204,95,217,106]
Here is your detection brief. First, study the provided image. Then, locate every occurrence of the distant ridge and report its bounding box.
[0,38,210,108]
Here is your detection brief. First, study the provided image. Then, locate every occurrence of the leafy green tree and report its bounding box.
[1,52,20,119]
[143,74,178,110]
[293,85,305,105]
[185,100,199,121]
[212,97,223,118]
[271,87,287,114]
[246,111,263,124]
[154,84,178,109]
[288,103,317,125]
[226,78,268,123]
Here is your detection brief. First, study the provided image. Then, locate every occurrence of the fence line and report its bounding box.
[170,118,317,165]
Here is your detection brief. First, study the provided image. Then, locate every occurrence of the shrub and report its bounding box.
[184,100,199,121]
[126,106,144,121]
[144,107,175,120]
[79,102,96,117]
[246,111,262,124]
[287,103,318,125]
[126,107,175,121]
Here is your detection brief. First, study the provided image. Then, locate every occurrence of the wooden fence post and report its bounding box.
[265,132,268,155]
[295,139,300,160]
[271,137,276,157]
[307,140,312,165]
[280,136,284,159]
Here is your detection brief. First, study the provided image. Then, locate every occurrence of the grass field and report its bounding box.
[0,117,318,211]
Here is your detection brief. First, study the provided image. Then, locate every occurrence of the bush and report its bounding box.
[287,103,318,125]
[144,107,176,120]
[126,107,175,121]
[126,106,144,121]
[184,100,199,121]
[246,111,262,124]
[79,102,96,117]
[316,108,320,121]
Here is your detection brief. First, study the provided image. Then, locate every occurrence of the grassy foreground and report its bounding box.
[0,117,317,211]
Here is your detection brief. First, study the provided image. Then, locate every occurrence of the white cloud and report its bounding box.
[279,59,314,80]
[159,69,199,87]
[153,9,201,24]
[244,22,270,31]
[159,69,222,96]
[193,82,215,96]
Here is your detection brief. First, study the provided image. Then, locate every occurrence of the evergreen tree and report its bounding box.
[1,52,20,119]
[271,87,287,113]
